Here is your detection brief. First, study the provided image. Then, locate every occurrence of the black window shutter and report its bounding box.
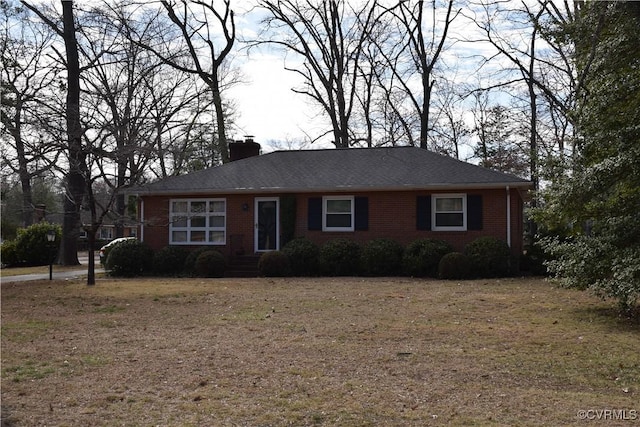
[308,197,322,230]
[467,194,483,230]
[354,197,369,231]
[416,196,431,230]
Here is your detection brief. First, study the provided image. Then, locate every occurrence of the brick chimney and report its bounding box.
[229,136,261,162]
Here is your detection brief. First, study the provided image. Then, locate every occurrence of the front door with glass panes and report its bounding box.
[255,198,279,252]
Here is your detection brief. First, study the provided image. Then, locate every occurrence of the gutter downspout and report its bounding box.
[506,186,511,248]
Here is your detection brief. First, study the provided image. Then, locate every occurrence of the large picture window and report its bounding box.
[170,199,226,244]
[323,196,354,231]
[432,194,467,231]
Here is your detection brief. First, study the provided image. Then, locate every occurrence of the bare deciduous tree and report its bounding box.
[257,0,379,148]
[22,0,88,268]
[1,1,62,226]
[137,0,237,163]
[377,0,460,149]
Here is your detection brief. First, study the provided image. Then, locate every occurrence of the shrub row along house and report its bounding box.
[128,141,532,270]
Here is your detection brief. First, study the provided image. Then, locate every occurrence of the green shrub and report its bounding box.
[194,250,226,278]
[100,237,136,265]
[1,239,20,267]
[402,239,453,277]
[282,238,320,276]
[153,246,189,276]
[438,252,472,280]
[318,238,361,276]
[520,240,549,276]
[361,238,404,276]
[1,217,18,241]
[464,236,512,278]
[183,247,213,276]
[258,251,291,277]
[11,222,61,266]
[105,240,154,277]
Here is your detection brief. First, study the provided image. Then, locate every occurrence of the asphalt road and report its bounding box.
[0,252,103,284]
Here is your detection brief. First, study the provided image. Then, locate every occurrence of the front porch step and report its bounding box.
[226,255,261,277]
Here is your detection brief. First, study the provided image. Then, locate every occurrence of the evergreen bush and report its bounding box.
[282,238,320,276]
[318,238,361,276]
[183,247,212,276]
[464,236,512,278]
[9,222,61,267]
[194,250,226,278]
[258,251,291,277]
[100,237,135,265]
[402,238,453,277]
[520,238,549,276]
[438,252,472,280]
[105,240,154,277]
[1,240,20,267]
[361,238,404,276]
[152,246,189,276]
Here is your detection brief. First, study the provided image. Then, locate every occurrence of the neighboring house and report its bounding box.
[43,210,136,248]
[130,143,533,258]
[78,211,137,243]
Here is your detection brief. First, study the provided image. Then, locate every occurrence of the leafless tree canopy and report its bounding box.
[3,0,599,259]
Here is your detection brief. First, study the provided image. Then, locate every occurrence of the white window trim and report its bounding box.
[169,198,226,245]
[322,195,354,232]
[432,194,467,231]
[99,227,113,240]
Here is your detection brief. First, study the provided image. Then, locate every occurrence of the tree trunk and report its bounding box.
[7,99,34,226]
[59,0,85,266]
[85,184,98,285]
[86,226,97,285]
[211,81,229,163]
[15,124,34,226]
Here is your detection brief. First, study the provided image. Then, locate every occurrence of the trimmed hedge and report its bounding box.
[438,252,472,280]
[402,238,453,277]
[183,247,214,276]
[105,240,154,277]
[318,238,362,276]
[258,251,291,277]
[152,246,189,276]
[464,236,512,278]
[194,250,226,278]
[361,238,404,276]
[282,238,319,276]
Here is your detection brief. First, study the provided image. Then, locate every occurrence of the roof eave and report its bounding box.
[129,181,533,197]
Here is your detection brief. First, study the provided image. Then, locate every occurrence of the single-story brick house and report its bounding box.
[130,143,532,258]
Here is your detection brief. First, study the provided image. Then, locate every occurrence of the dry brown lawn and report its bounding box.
[1,276,638,426]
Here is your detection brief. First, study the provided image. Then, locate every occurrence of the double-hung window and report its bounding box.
[99,228,113,240]
[323,196,354,231]
[170,199,226,244]
[432,194,467,231]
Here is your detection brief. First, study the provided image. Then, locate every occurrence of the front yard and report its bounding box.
[1,276,638,426]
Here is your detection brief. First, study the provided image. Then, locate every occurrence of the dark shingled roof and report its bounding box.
[132,146,532,196]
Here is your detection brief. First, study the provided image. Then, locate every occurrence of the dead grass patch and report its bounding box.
[1,276,638,426]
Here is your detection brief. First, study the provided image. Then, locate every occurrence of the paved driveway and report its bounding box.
[0,252,103,284]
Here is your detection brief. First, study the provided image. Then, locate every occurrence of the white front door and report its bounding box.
[255,197,279,252]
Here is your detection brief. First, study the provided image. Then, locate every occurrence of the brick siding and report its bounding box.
[139,188,526,256]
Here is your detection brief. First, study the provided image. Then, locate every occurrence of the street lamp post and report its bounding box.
[46,230,56,280]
